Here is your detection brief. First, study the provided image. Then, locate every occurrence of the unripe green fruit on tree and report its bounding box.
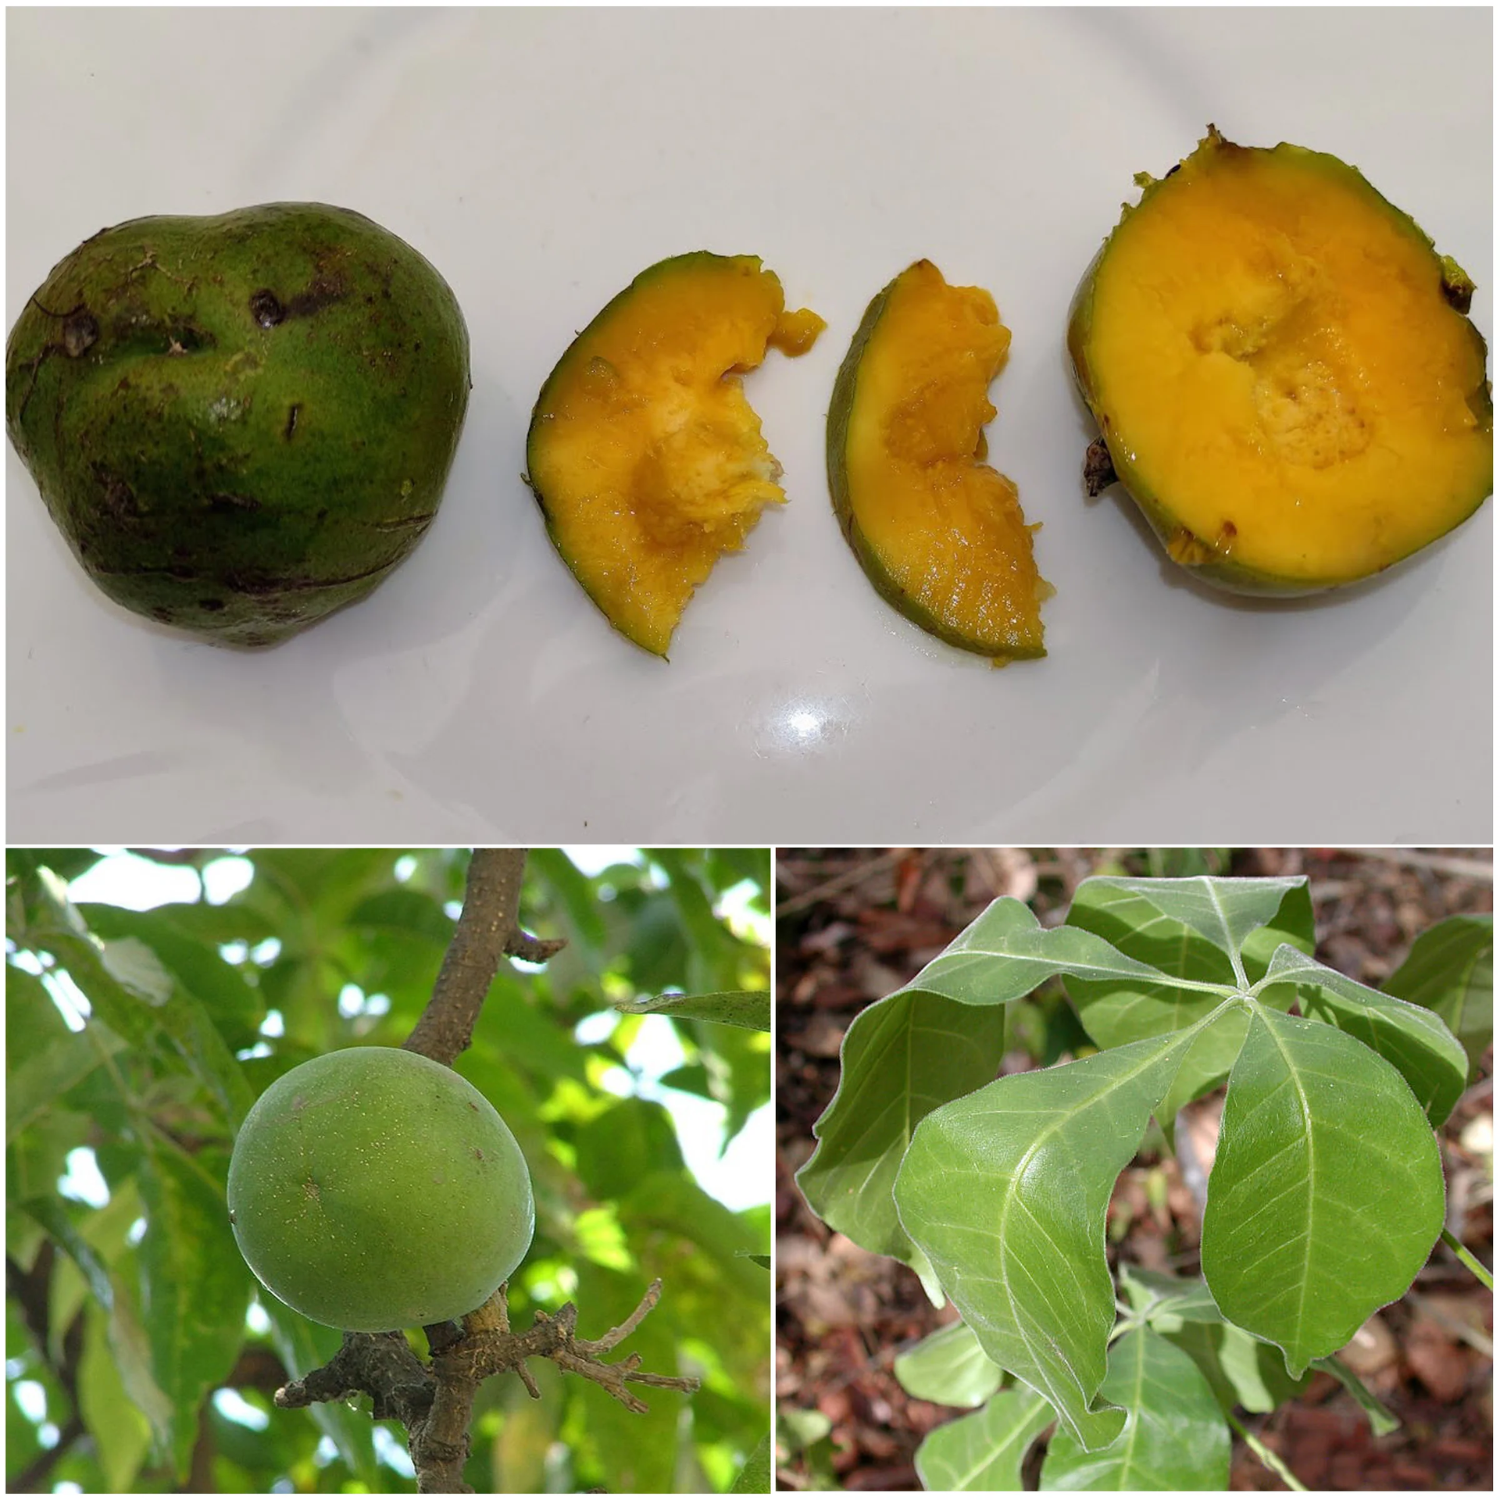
[226,1046,534,1331]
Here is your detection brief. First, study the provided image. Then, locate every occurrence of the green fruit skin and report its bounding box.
[524,251,767,657]
[226,1047,533,1331]
[6,203,470,646]
[1068,132,1494,595]
[827,273,1045,659]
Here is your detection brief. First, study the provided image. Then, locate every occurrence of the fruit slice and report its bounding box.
[1069,126,1493,593]
[827,260,1049,661]
[525,253,823,656]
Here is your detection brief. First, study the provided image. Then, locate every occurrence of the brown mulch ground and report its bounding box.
[775,848,1494,1491]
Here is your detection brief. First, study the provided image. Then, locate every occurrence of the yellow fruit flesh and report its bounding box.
[529,256,821,655]
[1088,145,1491,584]
[845,260,1048,657]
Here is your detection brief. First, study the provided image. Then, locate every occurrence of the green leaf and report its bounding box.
[1200,1006,1445,1377]
[28,881,255,1130]
[1066,875,1314,1000]
[575,1097,685,1200]
[894,1320,1004,1407]
[798,898,1166,1286]
[1384,914,1492,1081]
[1065,876,1314,1136]
[99,936,174,1004]
[80,903,265,1051]
[915,1388,1054,1490]
[346,887,456,944]
[1259,945,1470,1127]
[136,1141,253,1476]
[1121,1267,1310,1414]
[7,1021,128,1142]
[78,1301,153,1492]
[729,1432,772,1493]
[1039,1327,1231,1489]
[527,848,610,950]
[616,1172,764,1303]
[22,1195,175,1456]
[614,990,770,1031]
[894,1035,1190,1449]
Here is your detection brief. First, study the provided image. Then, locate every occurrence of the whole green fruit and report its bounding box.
[226,1047,534,1331]
[5,203,470,646]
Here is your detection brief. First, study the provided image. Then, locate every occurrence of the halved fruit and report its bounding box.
[1069,126,1493,593]
[525,252,823,656]
[827,259,1050,662]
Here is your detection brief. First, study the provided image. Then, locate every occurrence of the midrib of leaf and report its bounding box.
[1204,881,1249,988]
[1118,1328,1147,1483]
[1251,1007,1316,1342]
[954,1393,1048,1487]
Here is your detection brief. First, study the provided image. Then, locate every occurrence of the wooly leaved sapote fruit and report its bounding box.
[1069,127,1493,593]
[5,203,470,646]
[226,1047,534,1332]
[828,259,1051,662]
[525,251,825,656]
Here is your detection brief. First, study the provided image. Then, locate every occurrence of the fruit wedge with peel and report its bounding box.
[525,252,824,656]
[827,259,1050,662]
[1069,126,1493,593]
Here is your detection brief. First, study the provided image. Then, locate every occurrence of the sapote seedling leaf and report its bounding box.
[1384,914,1492,1084]
[893,1034,1191,1450]
[1120,1265,1310,1414]
[1064,875,1315,1140]
[1200,1007,1445,1377]
[1383,913,1493,1083]
[1039,1327,1231,1490]
[797,897,1165,1291]
[1067,875,1316,987]
[1259,944,1470,1127]
[915,1387,1054,1491]
[894,1320,1004,1408]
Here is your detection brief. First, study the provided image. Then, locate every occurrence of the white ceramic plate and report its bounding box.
[7,7,1492,843]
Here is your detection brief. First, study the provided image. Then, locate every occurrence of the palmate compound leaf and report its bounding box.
[893,1034,1190,1450]
[1259,945,1470,1127]
[914,1387,1054,1491]
[1201,1006,1445,1378]
[1038,1327,1231,1490]
[796,897,1166,1289]
[1064,876,1315,1141]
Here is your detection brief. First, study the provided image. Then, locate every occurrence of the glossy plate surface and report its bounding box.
[7,8,1491,842]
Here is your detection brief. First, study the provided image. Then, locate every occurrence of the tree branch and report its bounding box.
[275,1282,700,1492]
[402,849,566,1067]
